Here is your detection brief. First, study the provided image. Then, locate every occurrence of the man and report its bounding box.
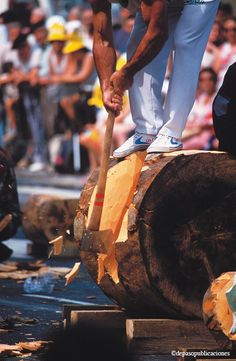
[90,0,220,157]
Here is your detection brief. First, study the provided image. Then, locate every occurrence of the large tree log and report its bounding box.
[75,151,236,319]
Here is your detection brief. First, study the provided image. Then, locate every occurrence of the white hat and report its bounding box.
[65,20,82,35]
[46,15,65,30]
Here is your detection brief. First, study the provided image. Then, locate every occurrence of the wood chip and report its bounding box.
[65,262,81,286]
[49,236,63,256]
[18,341,48,351]
[0,263,17,272]
[0,214,12,232]
[0,341,49,356]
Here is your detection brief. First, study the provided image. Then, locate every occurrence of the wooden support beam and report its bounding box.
[70,309,126,329]
[62,304,123,329]
[126,319,219,355]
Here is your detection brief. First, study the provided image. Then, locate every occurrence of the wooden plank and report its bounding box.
[62,304,121,329]
[132,356,174,361]
[126,319,219,354]
[70,309,126,329]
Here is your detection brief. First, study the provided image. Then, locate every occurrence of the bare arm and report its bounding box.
[60,53,94,83]
[90,0,116,92]
[125,0,168,76]
[111,0,168,93]
[89,0,122,113]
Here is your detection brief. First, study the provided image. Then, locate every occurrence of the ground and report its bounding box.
[0,168,113,360]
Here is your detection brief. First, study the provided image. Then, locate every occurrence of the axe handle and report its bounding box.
[88,110,116,231]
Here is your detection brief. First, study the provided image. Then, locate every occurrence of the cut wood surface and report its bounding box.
[203,272,236,341]
[76,151,236,318]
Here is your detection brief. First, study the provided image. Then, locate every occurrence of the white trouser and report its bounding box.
[127,0,220,138]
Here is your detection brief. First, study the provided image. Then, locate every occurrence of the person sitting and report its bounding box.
[183,67,218,150]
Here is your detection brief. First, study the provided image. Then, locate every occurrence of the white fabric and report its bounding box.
[127,0,220,138]
[109,0,140,14]
[15,48,42,72]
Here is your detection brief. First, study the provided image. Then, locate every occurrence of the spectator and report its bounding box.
[183,68,218,150]
[52,32,96,134]
[67,6,81,22]
[30,7,46,26]
[201,21,221,69]
[30,20,48,50]
[216,2,233,24]
[214,16,236,87]
[0,21,21,71]
[80,7,94,50]
[0,61,19,143]
[12,33,46,171]
[39,22,67,139]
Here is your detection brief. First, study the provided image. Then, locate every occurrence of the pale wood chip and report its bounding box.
[46,266,71,276]
[65,262,81,286]
[49,236,63,256]
[0,214,12,232]
[18,341,48,351]
[0,263,17,272]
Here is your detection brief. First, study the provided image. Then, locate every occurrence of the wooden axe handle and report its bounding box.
[88,111,116,231]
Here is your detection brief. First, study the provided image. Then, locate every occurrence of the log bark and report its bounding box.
[22,195,79,251]
[75,151,236,318]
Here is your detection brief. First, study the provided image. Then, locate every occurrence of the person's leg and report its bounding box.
[60,95,80,121]
[4,97,17,130]
[113,12,179,158]
[161,0,220,139]
[30,91,46,167]
[127,11,177,136]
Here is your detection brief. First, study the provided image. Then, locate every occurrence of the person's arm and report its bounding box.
[89,0,121,114]
[111,0,168,94]
[0,73,13,85]
[60,53,95,83]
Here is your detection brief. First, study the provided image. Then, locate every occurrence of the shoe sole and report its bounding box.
[147,145,183,154]
[113,145,149,159]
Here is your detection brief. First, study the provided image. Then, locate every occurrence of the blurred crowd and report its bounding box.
[0,1,235,174]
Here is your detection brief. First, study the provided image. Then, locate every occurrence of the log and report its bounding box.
[22,195,79,255]
[75,150,236,318]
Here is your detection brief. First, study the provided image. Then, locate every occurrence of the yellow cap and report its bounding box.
[63,33,86,54]
[88,83,104,108]
[47,23,67,42]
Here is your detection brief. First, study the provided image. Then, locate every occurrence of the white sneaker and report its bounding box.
[147,134,182,153]
[28,162,46,172]
[113,133,156,158]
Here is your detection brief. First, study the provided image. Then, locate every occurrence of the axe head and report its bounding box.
[80,228,114,254]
